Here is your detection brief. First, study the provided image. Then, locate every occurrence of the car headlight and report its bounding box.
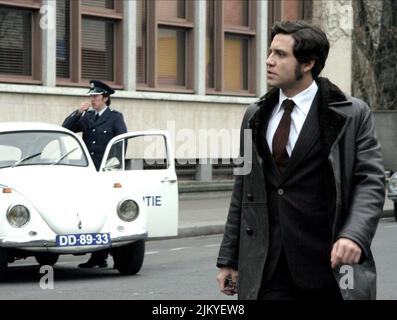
[117,199,139,222]
[7,204,30,227]
[388,173,397,194]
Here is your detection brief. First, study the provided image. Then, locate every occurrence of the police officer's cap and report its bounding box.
[88,80,115,96]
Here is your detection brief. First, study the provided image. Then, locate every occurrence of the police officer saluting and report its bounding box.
[63,80,127,268]
[63,80,127,171]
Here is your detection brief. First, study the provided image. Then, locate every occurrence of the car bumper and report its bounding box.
[0,233,148,253]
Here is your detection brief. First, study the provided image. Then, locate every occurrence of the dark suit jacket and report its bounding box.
[63,107,127,170]
[258,93,336,289]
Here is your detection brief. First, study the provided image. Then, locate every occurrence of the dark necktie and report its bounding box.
[95,113,99,122]
[272,99,295,173]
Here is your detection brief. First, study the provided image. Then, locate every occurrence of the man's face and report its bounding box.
[266,34,304,90]
[90,94,107,111]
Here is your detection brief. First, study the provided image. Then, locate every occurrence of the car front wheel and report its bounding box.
[112,240,145,275]
[0,248,8,280]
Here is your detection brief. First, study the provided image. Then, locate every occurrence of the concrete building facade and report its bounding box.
[2,0,392,177]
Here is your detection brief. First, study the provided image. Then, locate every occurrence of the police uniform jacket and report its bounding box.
[63,107,127,170]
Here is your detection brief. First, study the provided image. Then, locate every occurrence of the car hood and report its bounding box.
[1,166,110,234]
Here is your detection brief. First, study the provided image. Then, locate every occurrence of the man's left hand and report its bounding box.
[330,238,362,269]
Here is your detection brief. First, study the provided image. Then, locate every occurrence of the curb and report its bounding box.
[177,209,395,237]
[178,223,225,238]
[178,181,233,193]
[148,224,225,241]
[149,210,395,241]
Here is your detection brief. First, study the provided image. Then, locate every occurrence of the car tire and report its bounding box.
[0,248,8,280]
[35,253,59,266]
[112,239,145,275]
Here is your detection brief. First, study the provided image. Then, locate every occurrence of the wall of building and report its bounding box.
[312,0,353,94]
[2,0,393,175]
[0,86,253,160]
[373,112,397,172]
[0,0,268,165]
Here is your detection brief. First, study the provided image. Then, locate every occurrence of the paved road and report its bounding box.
[372,217,397,300]
[0,218,396,300]
[0,235,231,300]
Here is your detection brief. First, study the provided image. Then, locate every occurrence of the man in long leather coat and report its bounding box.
[216,21,385,300]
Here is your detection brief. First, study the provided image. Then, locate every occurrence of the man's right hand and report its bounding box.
[217,267,238,296]
[78,102,91,114]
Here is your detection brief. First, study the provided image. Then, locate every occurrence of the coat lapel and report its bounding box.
[85,111,96,127]
[249,88,280,184]
[249,87,278,160]
[316,78,351,156]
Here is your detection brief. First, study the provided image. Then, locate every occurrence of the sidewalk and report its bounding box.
[176,180,395,239]
[178,190,231,238]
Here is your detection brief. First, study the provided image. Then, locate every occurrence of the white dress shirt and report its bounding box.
[96,106,108,118]
[266,81,319,156]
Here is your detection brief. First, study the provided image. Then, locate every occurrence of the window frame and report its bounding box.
[300,0,313,21]
[267,0,281,48]
[0,0,42,84]
[56,0,123,88]
[206,0,257,97]
[137,0,195,94]
[267,0,310,47]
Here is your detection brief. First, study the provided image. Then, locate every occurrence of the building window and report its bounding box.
[157,28,186,86]
[267,0,281,45]
[56,0,70,79]
[206,0,215,89]
[82,0,114,9]
[224,35,249,91]
[137,0,194,93]
[136,0,146,84]
[224,0,249,26]
[267,0,306,46]
[82,18,115,81]
[300,0,313,21]
[0,0,41,84]
[0,7,32,76]
[158,0,186,20]
[56,0,122,87]
[206,0,256,96]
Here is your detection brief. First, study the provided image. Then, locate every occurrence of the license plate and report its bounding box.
[56,233,111,247]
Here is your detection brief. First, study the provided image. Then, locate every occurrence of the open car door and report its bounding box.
[100,131,178,237]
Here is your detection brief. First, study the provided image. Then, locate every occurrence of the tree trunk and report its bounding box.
[352,0,397,110]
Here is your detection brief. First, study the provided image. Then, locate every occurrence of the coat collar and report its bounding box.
[249,77,351,160]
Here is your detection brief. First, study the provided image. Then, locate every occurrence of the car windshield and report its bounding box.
[0,131,88,168]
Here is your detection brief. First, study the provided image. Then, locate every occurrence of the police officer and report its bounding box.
[63,80,127,171]
[63,80,127,268]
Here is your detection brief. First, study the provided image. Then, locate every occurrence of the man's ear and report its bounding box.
[303,59,315,73]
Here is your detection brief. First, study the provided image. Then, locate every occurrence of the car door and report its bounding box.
[99,131,178,238]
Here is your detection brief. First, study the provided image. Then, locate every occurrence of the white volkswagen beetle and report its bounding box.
[0,122,178,279]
